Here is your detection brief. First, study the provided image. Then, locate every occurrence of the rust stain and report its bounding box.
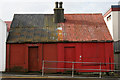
[7,14,112,43]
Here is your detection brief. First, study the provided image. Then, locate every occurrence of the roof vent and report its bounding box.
[54,2,65,23]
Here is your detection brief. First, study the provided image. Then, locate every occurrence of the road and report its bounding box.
[1,72,120,80]
[1,77,120,80]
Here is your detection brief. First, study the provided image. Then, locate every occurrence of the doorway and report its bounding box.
[64,47,75,69]
[28,47,38,71]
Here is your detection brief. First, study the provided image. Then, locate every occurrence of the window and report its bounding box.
[107,15,111,21]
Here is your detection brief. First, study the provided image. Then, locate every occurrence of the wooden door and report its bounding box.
[81,43,100,71]
[64,47,75,69]
[28,47,38,71]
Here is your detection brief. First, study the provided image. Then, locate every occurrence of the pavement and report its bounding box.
[1,78,120,80]
[0,72,120,80]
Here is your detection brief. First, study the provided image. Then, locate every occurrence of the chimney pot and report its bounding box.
[59,2,63,8]
[55,2,58,8]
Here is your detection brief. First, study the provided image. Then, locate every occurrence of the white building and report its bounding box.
[0,19,7,72]
[104,5,120,41]
[104,5,120,68]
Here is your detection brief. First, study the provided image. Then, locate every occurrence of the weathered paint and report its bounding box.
[6,42,114,72]
[7,14,112,43]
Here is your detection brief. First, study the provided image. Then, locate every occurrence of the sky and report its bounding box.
[0,0,120,21]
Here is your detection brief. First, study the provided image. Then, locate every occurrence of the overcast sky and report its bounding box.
[0,0,120,21]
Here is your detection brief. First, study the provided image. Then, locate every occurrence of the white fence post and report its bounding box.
[99,62,102,78]
[42,60,44,76]
[72,62,74,77]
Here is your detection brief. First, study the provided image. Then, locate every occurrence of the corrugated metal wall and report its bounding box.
[6,42,114,72]
[57,43,114,72]
[114,41,120,53]
[114,41,120,69]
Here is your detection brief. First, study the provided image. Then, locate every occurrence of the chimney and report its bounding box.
[54,2,64,23]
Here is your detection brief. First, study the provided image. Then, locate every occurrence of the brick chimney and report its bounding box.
[54,2,64,23]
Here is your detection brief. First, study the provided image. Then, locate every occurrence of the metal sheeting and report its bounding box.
[7,27,58,43]
[114,41,120,53]
[7,14,58,43]
[11,14,45,28]
[7,14,112,43]
[59,14,113,42]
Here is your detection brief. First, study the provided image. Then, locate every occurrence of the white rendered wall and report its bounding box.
[104,11,120,41]
[112,11,119,41]
[0,19,6,72]
[104,12,113,39]
[118,11,120,40]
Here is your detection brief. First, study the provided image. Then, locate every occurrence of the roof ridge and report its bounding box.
[14,13,102,15]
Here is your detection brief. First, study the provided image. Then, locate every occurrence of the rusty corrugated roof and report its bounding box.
[7,14,112,43]
[60,14,112,42]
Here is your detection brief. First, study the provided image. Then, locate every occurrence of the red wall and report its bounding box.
[43,44,57,73]
[57,43,114,72]
[6,42,114,72]
[6,44,27,71]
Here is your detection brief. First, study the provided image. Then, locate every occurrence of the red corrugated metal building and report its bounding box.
[6,2,114,73]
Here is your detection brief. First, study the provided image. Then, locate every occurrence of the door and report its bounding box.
[64,47,75,69]
[81,43,100,71]
[28,47,38,71]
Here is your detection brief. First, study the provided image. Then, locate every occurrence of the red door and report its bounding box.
[28,47,38,71]
[81,43,100,71]
[64,47,75,69]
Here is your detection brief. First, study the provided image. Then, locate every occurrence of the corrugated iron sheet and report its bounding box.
[58,14,112,42]
[7,14,112,43]
[114,41,120,52]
